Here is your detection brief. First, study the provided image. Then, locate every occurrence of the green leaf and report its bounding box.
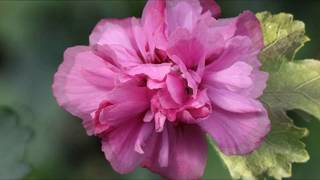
[213,109,309,180]
[0,106,32,179]
[257,11,310,72]
[263,59,320,120]
[212,12,319,180]
[247,58,320,179]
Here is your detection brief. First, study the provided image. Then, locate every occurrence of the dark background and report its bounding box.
[0,0,319,179]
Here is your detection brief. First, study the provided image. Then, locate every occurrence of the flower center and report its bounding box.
[143,85,211,133]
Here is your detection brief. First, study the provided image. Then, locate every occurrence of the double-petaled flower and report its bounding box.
[53,0,270,179]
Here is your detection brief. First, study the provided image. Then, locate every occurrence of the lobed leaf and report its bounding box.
[257,11,310,72]
[212,12,320,180]
[263,59,320,120]
[213,109,309,180]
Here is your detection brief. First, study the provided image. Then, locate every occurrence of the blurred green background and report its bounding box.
[0,0,319,179]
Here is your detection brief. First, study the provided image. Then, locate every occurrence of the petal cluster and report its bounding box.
[52,0,270,179]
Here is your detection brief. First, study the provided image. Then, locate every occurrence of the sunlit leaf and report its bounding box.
[263,59,320,120]
[257,11,310,72]
[213,109,309,179]
[211,12,320,180]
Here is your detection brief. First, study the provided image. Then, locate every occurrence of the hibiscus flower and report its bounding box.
[52,0,270,179]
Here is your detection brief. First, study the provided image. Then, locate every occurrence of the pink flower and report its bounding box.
[52,0,270,179]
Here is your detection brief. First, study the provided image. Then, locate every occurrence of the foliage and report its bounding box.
[212,12,320,180]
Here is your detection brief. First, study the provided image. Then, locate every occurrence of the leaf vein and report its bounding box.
[294,75,320,90]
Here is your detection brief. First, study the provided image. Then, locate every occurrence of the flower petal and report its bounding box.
[99,101,148,127]
[207,88,263,113]
[199,105,270,155]
[203,11,267,99]
[166,73,188,104]
[157,88,180,109]
[52,46,117,123]
[166,0,202,35]
[234,11,264,51]
[155,112,167,133]
[158,126,169,167]
[88,101,111,135]
[147,79,166,90]
[131,18,148,59]
[105,80,150,104]
[170,55,198,96]
[205,36,252,72]
[109,45,142,68]
[89,18,135,49]
[141,0,167,50]
[165,0,220,35]
[101,121,152,174]
[92,80,151,130]
[168,29,205,69]
[199,0,221,18]
[126,63,171,81]
[89,18,142,68]
[210,11,263,49]
[143,124,208,180]
[204,11,263,69]
[244,70,268,98]
[143,110,155,123]
[135,122,154,154]
[204,62,253,91]
[168,29,206,96]
[187,89,211,109]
